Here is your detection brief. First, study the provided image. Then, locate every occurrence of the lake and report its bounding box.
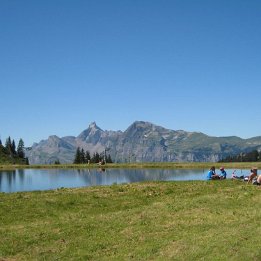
[0,168,250,193]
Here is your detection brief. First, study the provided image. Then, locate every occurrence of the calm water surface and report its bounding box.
[0,168,250,193]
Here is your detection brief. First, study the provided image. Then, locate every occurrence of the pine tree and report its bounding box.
[25,157,29,165]
[11,140,16,155]
[86,150,91,163]
[106,154,113,163]
[17,139,25,158]
[91,152,100,163]
[73,147,81,164]
[80,148,85,163]
[5,136,12,155]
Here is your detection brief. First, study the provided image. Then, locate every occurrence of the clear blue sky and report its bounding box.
[0,0,261,146]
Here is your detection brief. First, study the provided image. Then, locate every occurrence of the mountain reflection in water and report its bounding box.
[0,168,248,193]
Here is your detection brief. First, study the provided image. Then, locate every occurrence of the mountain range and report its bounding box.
[26,121,261,164]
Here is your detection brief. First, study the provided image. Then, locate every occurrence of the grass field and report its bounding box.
[0,179,260,260]
[1,161,261,170]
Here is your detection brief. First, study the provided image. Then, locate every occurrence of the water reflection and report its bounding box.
[0,168,250,193]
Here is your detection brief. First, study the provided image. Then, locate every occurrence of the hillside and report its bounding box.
[25,121,261,164]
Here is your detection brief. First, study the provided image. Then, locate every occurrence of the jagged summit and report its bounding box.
[77,122,103,141]
[89,121,101,130]
[48,135,60,142]
[89,121,96,128]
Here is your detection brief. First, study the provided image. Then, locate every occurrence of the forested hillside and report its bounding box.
[219,149,261,162]
[0,137,29,165]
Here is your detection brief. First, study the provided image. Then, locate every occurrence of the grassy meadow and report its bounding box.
[1,161,261,170]
[0,179,260,260]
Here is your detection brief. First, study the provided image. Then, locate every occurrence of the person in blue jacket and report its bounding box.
[207,166,220,180]
[219,167,227,179]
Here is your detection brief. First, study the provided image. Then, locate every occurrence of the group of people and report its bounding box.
[207,166,261,185]
[207,166,227,180]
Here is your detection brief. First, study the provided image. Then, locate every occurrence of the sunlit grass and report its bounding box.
[0,180,260,260]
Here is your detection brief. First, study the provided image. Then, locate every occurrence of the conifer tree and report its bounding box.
[106,154,113,163]
[73,147,81,164]
[0,139,3,152]
[92,152,100,163]
[25,157,29,165]
[5,136,12,155]
[80,148,85,163]
[11,140,16,155]
[17,139,25,158]
[86,150,91,163]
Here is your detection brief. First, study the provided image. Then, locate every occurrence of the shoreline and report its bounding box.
[1,162,260,170]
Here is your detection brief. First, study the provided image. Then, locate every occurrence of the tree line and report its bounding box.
[73,147,113,164]
[0,136,29,164]
[219,149,261,162]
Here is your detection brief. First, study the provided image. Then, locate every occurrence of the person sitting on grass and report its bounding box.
[256,175,261,185]
[207,166,220,180]
[250,169,261,186]
[232,170,245,180]
[247,167,258,184]
[219,167,227,179]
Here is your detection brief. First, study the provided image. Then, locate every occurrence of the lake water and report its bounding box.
[0,168,250,193]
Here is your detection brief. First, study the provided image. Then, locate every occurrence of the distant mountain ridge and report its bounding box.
[26,121,261,164]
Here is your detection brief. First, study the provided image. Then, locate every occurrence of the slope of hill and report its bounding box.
[26,121,261,164]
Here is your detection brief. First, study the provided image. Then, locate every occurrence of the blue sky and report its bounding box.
[0,0,261,146]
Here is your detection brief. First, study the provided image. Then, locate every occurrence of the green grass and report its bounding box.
[1,161,261,170]
[0,180,260,260]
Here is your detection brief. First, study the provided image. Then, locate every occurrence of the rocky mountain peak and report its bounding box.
[48,135,60,142]
[89,121,97,129]
[87,122,103,132]
[77,122,103,142]
[46,135,73,149]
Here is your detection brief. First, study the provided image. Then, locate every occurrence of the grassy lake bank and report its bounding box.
[0,180,260,260]
[1,161,261,170]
